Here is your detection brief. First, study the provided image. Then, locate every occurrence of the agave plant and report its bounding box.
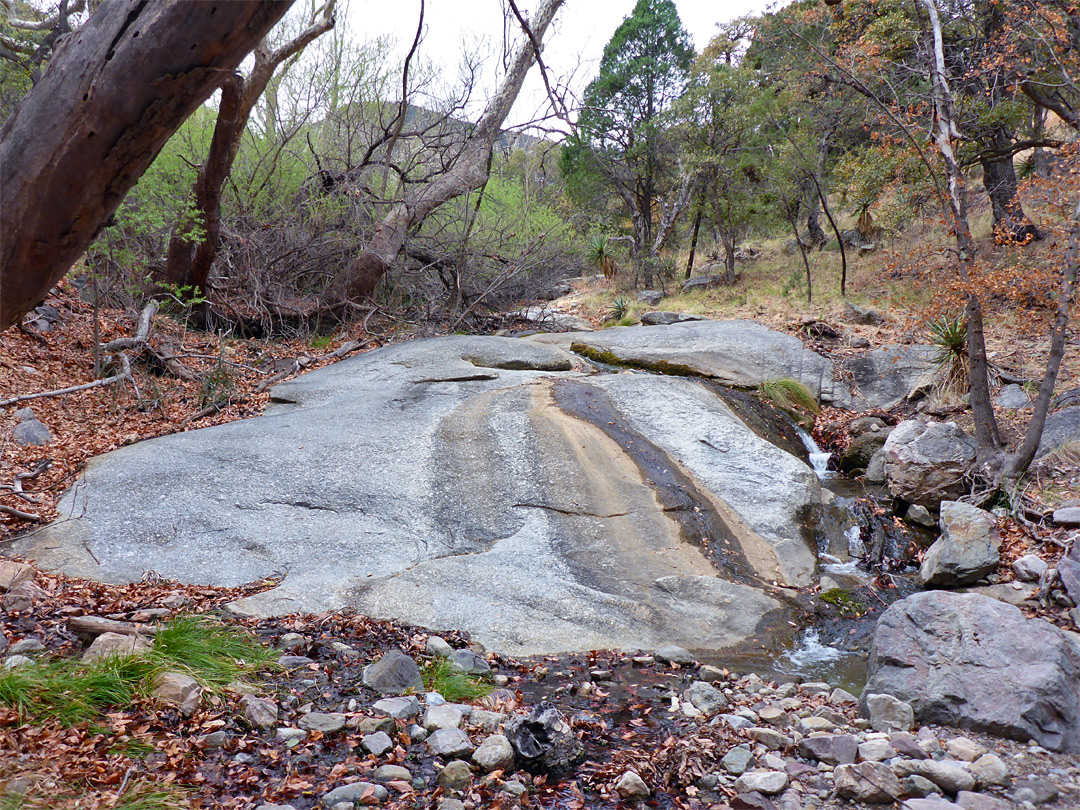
[928,314,969,400]
[588,233,618,279]
[607,295,631,323]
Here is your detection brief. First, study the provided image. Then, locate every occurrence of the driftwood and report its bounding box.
[68,616,158,639]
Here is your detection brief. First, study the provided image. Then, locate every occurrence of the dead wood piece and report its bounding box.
[68,616,159,638]
[0,354,132,407]
[148,339,198,380]
[100,301,160,352]
[0,504,42,521]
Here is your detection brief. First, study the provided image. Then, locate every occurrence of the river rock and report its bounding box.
[892,760,976,794]
[614,770,650,799]
[1,581,47,612]
[83,631,151,661]
[426,636,453,657]
[798,733,857,765]
[969,753,1010,788]
[363,650,423,695]
[834,762,904,803]
[863,590,1080,751]
[722,746,755,775]
[655,645,694,664]
[883,421,978,508]
[1035,406,1080,460]
[240,695,278,728]
[15,334,802,657]
[448,649,490,674]
[372,696,420,720]
[734,771,788,795]
[684,680,728,715]
[865,693,914,732]
[299,712,346,734]
[362,731,393,756]
[472,734,514,772]
[437,760,473,790]
[840,429,892,474]
[1012,554,1047,582]
[152,671,202,715]
[919,501,1001,587]
[423,704,464,731]
[320,782,388,806]
[426,728,474,759]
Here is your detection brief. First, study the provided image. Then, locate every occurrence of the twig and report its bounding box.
[315,339,362,362]
[0,504,42,521]
[181,401,230,427]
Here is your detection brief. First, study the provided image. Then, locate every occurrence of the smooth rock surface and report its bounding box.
[920,501,1001,587]
[883,421,978,508]
[863,590,1080,752]
[15,334,806,656]
[1035,406,1080,460]
[842,345,935,410]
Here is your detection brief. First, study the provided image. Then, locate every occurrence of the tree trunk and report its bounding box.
[723,229,736,285]
[806,208,826,249]
[158,2,335,298]
[684,205,702,280]
[0,0,294,330]
[981,149,1042,243]
[334,0,564,303]
[160,73,245,294]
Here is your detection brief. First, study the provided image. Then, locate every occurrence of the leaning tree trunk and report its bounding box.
[159,2,335,299]
[333,0,564,303]
[0,0,294,330]
[982,144,1042,243]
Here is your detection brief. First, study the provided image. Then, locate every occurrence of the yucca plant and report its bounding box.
[607,295,631,323]
[928,314,969,401]
[588,233,618,279]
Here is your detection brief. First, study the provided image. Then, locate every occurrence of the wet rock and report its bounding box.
[865,448,886,483]
[840,430,891,474]
[82,631,151,662]
[883,421,977,508]
[505,705,584,772]
[472,734,514,772]
[865,694,914,732]
[362,731,393,756]
[299,712,346,734]
[747,727,790,750]
[0,561,33,592]
[734,771,788,795]
[834,761,904,803]
[320,782,388,806]
[614,770,650,799]
[152,671,202,715]
[426,728,474,759]
[684,680,728,715]
[906,504,936,528]
[864,590,1080,752]
[1013,554,1048,582]
[654,645,694,665]
[363,650,423,695]
[920,501,1001,587]
[437,760,472,790]
[240,695,278,729]
[893,760,976,793]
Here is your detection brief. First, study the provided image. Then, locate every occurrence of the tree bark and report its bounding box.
[334,0,564,303]
[159,1,336,297]
[981,148,1042,243]
[0,0,295,330]
[684,205,702,280]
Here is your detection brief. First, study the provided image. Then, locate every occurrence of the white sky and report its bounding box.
[341,0,779,130]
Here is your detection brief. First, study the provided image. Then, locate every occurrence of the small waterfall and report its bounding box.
[797,428,832,479]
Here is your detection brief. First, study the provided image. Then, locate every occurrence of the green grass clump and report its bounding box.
[421,659,492,703]
[0,616,274,724]
[0,781,189,810]
[758,377,821,415]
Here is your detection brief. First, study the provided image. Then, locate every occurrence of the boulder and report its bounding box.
[883,421,978,508]
[919,501,1001,587]
[862,590,1080,751]
[839,430,891,474]
[682,274,724,292]
[842,346,935,410]
[0,561,34,592]
[362,650,423,695]
[152,671,203,715]
[1035,406,1080,460]
[12,419,51,446]
[637,290,663,306]
[844,301,884,325]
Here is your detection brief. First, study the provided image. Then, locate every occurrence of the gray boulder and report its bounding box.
[834,762,903,803]
[883,421,978,508]
[843,301,885,325]
[842,346,935,410]
[363,650,423,695]
[995,384,1031,409]
[919,501,1001,587]
[637,290,663,306]
[682,274,724,292]
[863,590,1080,751]
[12,418,51,446]
[1035,406,1080,460]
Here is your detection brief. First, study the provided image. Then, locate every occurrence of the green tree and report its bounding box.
[560,0,695,264]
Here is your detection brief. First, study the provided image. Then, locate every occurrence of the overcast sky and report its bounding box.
[343,0,780,129]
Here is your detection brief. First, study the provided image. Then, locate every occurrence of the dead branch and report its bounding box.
[68,615,158,638]
[0,504,42,521]
[100,300,160,352]
[0,354,132,407]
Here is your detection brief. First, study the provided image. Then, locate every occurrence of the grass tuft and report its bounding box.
[421,658,492,703]
[758,377,821,415]
[0,616,274,724]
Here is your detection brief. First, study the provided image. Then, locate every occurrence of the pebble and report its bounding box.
[374,764,412,782]
[614,770,650,799]
[472,734,515,772]
[437,760,473,790]
[734,770,789,795]
[362,731,393,756]
[298,712,346,734]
